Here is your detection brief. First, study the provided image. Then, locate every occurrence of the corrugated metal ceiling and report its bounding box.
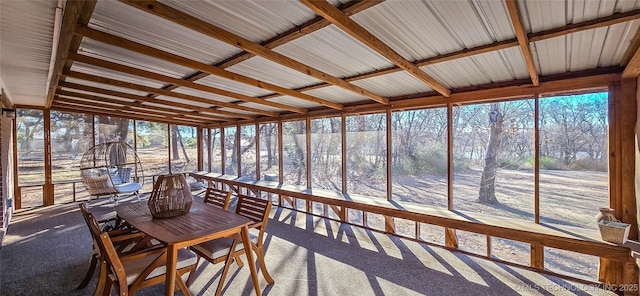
[0,0,57,105]
[1,0,639,126]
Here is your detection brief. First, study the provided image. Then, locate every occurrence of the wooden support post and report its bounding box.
[619,78,638,238]
[602,80,639,289]
[445,228,458,249]
[255,123,260,180]
[384,215,395,234]
[445,103,457,248]
[531,243,544,270]
[329,205,345,221]
[196,127,203,171]
[386,109,392,201]
[13,117,20,209]
[341,113,347,194]
[282,195,295,208]
[44,109,53,206]
[306,117,311,189]
[220,127,226,175]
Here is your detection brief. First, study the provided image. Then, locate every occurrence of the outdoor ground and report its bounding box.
[17,147,608,281]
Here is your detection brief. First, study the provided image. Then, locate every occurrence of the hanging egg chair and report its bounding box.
[80,142,144,203]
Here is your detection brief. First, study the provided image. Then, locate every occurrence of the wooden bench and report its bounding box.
[189,171,637,288]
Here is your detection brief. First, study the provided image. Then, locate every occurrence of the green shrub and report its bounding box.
[539,156,562,170]
[392,148,448,176]
[570,158,607,172]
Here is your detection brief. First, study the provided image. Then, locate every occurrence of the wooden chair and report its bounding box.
[203,187,232,210]
[76,203,148,290]
[82,209,198,296]
[187,194,274,295]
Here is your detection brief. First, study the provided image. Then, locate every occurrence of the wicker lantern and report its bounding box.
[148,174,193,218]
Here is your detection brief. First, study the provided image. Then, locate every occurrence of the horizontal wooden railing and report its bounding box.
[189,171,637,289]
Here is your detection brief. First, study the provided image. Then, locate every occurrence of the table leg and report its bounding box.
[242,225,261,296]
[165,244,178,296]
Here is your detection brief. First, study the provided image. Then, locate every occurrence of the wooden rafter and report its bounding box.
[64,71,278,117]
[300,0,450,97]
[69,53,308,114]
[46,0,96,108]
[155,0,383,94]
[52,102,198,126]
[55,96,206,124]
[56,89,221,122]
[622,25,640,78]
[75,26,343,110]
[120,0,390,105]
[59,81,241,121]
[622,48,640,78]
[506,0,539,86]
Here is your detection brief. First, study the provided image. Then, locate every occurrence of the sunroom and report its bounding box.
[1,0,639,295]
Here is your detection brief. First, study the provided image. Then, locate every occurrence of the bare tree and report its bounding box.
[478,103,504,204]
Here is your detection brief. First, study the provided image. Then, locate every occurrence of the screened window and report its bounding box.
[345,113,386,199]
[95,116,132,145]
[135,121,168,177]
[282,120,306,186]
[170,125,197,174]
[16,109,45,207]
[452,100,535,221]
[391,108,447,207]
[224,126,237,175]
[310,117,342,191]
[210,128,222,173]
[240,125,256,178]
[259,123,278,180]
[51,111,92,183]
[539,93,609,230]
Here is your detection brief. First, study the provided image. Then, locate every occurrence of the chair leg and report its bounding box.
[135,191,141,202]
[255,246,274,284]
[215,243,240,296]
[176,276,191,296]
[93,260,107,296]
[186,256,201,286]
[76,253,98,290]
[234,253,244,267]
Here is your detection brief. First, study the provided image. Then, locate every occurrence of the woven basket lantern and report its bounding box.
[148,174,193,218]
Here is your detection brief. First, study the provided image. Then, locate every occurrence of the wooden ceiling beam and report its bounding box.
[506,0,539,86]
[529,9,640,43]
[59,81,239,121]
[64,70,277,117]
[56,89,218,122]
[300,0,450,97]
[46,0,96,108]
[68,53,308,114]
[52,101,198,126]
[55,96,206,124]
[76,26,343,110]
[622,47,640,78]
[120,1,389,105]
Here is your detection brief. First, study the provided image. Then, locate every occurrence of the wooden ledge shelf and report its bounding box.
[189,171,632,263]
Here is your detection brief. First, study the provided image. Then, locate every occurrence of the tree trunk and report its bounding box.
[171,126,180,160]
[478,103,504,204]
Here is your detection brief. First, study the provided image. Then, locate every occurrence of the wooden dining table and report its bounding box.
[115,201,262,296]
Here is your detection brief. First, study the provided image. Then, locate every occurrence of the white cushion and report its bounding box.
[192,233,259,260]
[191,237,236,260]
[123,248,196,285]
[114,182,142,193]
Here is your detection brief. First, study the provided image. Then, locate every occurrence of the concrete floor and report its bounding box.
[0,195,617,296]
